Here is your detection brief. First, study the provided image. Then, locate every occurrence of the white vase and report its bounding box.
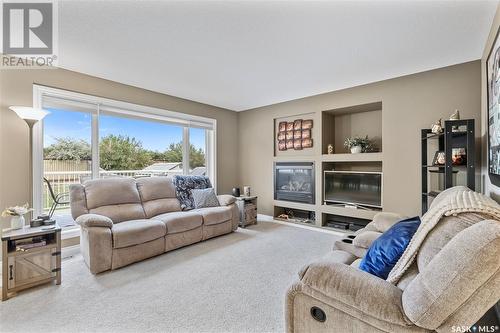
[350,146,362,154]
[10,215,25,230]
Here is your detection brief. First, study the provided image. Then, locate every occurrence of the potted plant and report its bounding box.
[2,203,33,230]
[344,136,373,154]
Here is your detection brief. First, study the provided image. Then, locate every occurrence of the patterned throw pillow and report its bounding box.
[192,188,220,209]
[173,175,212,210]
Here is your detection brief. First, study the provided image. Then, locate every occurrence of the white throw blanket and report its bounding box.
[387,187,500,284]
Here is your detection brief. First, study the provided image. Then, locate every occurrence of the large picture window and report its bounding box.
[33,85,216,227]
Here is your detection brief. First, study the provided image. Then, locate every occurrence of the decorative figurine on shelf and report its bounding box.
[450,109,461,131]
[327,144,334,154]
[431,119,443,134]
[449,109,460,121]
[244,186,251,197]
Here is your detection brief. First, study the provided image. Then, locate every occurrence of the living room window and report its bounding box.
[32,85,216,224]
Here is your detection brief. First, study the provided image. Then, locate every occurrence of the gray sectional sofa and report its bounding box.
[70,177,238,274]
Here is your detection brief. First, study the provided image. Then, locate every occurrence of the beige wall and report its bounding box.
[0,68,239,229]
[239,61,482,217]
[482,3,500,202]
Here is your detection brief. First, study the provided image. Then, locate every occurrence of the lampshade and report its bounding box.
[9,106,49,123]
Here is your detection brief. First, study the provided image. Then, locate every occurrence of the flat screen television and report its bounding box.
[324,171,382,208]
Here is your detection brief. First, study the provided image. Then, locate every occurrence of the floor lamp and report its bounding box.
[9,106,49,220]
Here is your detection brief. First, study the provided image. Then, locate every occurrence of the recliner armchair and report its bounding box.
[286,198,500,332]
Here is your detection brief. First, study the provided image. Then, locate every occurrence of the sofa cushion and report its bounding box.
[112,219,166,249]
[195,206,232,226]
[136,176,177,201]
[90,204,146,224]
[172,175,212,210]
[154,211,203,234]
[136,177,181,218]
[85,178,141,209]
[84,178,146,222]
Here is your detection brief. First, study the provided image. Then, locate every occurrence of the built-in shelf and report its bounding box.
[273,156,317,162]
[320,205,379,220]
[271,101,385,232]
[421,130,467,140]
[422,191,441,198]
[321,152,383,162]
[322,101,382,155]
[273,200,316,212]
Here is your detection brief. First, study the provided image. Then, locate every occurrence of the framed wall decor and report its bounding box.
[278,122,287,132]
[302,119,313,129]
[275,117,314,152]
[294,119,302,130]
[487,26,500,186]
[302,138,313,148]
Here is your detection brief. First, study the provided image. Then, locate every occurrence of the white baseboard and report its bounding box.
[257,214,346,237]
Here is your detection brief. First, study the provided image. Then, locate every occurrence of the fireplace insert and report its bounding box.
[274,162,315,204]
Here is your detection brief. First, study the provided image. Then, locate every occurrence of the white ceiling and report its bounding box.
[58,1,497,111]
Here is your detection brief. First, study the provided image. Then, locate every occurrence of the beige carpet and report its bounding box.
[0,221,340,333]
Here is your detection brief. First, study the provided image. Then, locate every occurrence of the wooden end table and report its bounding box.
[236,196,258,228]
[1,224,61,301]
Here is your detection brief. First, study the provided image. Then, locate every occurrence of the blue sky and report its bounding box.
[43,108,206,151]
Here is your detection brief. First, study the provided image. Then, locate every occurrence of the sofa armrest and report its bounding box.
[217,195,236,206]
[76,214,113,228]
[301,262,411,326]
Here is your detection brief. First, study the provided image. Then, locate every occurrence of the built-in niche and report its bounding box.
[274,206,315,225]
[322,213,371,231]
[321,161,383,209]
[322,102,382,155]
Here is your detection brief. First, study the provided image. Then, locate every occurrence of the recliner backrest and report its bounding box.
[401,219,500,331]
[70,177,146,223]
[136,177,181,218]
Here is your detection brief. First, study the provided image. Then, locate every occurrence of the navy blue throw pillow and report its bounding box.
[359,216,421,279]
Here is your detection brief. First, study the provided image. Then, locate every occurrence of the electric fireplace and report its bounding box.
[274,162,315,204]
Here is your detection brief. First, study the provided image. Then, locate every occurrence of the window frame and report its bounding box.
[32,84,217,216]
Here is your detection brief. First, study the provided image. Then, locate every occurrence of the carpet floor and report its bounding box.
[0,221,340,333]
